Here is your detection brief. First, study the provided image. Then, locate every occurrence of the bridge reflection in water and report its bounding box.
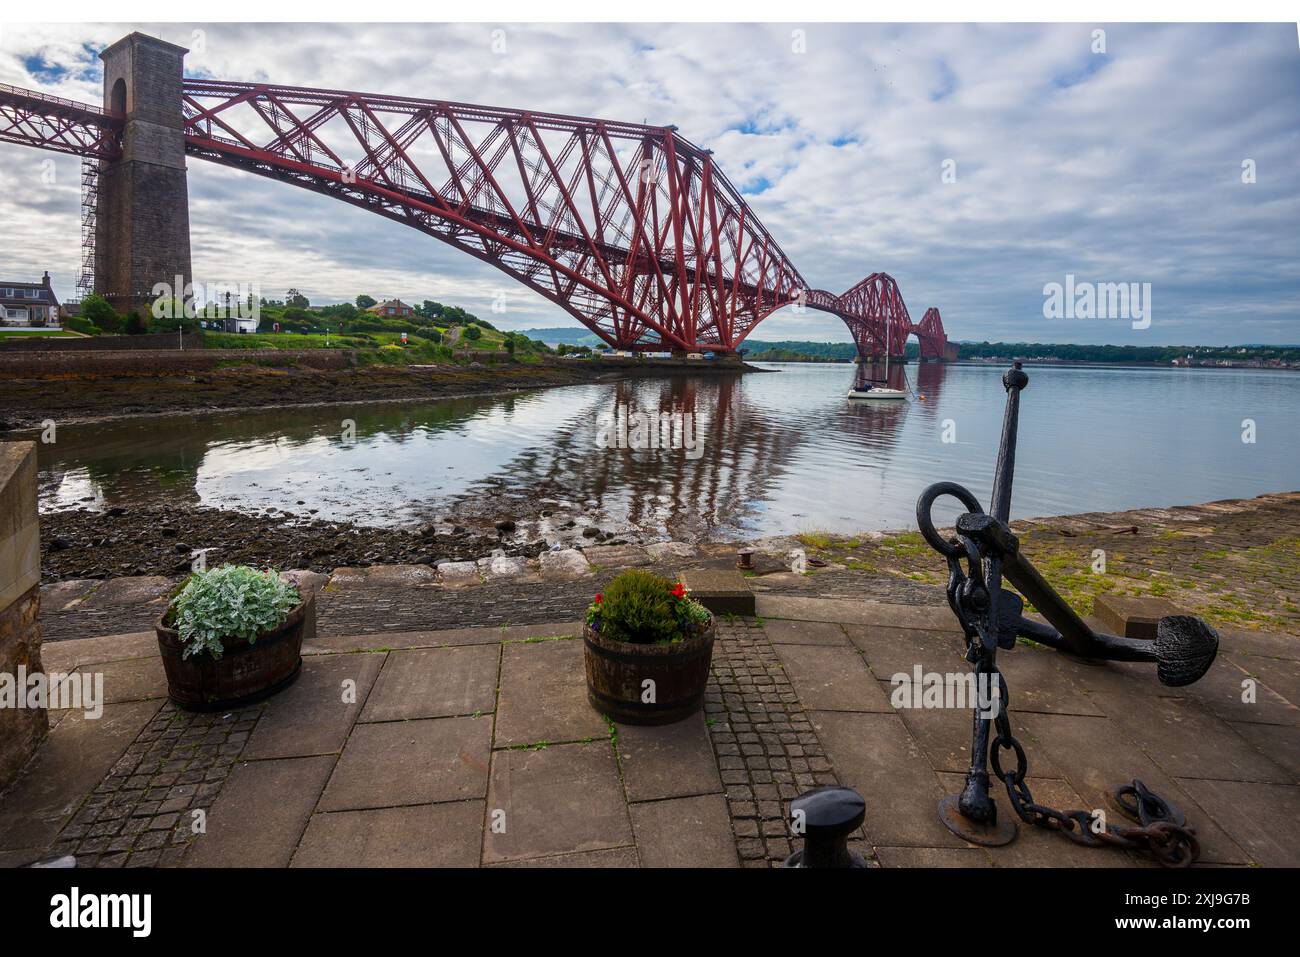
[37,361,1300,539]
[35,365,950,540]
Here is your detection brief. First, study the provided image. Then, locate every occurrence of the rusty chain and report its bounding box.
[987,668,1200,867]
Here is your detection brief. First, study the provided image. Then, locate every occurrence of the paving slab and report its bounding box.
[1215,625,1300,662]
[538,549,593,581]
[0,847,53,867]
[1015,712,1250,865]
[1226,652,1300,707]
[1228,722,1300,778]
[1176,656,1300,727]
[494,638,608,747]
[1173,778,1300,867]
[483,741,632,864]
[485,846,639,868]
[616,712,723,802]
[304,620,582,655]
[630,794,738,867]
[761,619,849,646]
[994,644,1105,716]
[1057,652,1192,703]
[183,755,334,867]
[757,596,960,632]
[893,705,1062,778]
[844,624,970,679]
[291,801,484,867]
[73,656,168,706]
[360,645,499,723]
[1092,693,1291,783]
[241,653,384,760]
[319,715,492,812]
[0,699,160,852]
[809,710,968,848]
[775,644,892,712]
[40,632,159,672]
[875,845,992,867]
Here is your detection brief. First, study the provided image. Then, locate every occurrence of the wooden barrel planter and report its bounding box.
[154,594,315,712]
[583,618,715,725]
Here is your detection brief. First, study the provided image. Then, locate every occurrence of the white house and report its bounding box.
[0,272,60,327]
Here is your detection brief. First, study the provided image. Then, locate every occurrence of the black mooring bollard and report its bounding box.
[782,786,869,868]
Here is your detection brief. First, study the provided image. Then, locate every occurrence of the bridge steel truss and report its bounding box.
[0,83,121,159]
[0,78,951,358]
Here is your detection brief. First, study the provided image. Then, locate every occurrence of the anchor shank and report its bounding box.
[989,360,1028,524]
[1002,551,1141,656]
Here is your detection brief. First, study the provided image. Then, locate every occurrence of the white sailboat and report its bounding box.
[846,324,909,401]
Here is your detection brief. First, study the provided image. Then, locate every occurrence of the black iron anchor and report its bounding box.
[914,361,1219,864]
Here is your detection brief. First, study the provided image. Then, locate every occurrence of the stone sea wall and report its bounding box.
[0,442,46,789]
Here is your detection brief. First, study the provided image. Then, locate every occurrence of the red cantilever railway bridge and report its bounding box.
[0,77,952,359]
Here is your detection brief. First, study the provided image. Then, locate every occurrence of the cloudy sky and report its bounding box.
[2,21,1297,345]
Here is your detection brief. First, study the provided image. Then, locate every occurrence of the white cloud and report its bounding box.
[1,21,1296,345]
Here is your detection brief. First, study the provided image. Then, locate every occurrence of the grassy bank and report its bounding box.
[202,326,547,367]
[795,493,1300,636]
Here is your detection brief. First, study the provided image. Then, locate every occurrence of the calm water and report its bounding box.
[35,363,1300,541]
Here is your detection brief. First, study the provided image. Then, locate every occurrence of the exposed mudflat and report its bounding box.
[0,361,612,432]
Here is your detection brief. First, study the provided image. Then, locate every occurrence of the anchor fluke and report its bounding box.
[1154,615,1219,687]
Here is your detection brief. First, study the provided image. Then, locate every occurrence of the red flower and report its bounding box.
[594,593,603,604]
[670,582,687,599]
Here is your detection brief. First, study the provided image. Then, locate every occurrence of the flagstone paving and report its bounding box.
[1,594,1296,868]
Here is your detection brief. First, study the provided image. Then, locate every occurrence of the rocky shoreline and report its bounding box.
[37,502,651,582]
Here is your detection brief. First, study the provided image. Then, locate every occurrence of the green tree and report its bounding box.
[462,324,482,341]
[81,294,121,332]
[286,288,310,309]
[355,294,377,309]
[147,312,199,334]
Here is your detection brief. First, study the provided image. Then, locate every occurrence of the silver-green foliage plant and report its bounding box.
[171,565,300,660]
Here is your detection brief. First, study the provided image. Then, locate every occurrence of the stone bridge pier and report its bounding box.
[95,32,192,318]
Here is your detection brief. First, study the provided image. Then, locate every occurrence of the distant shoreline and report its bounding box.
[749,357,1299,372]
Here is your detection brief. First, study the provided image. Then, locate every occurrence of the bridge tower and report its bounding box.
[96,33,192,318]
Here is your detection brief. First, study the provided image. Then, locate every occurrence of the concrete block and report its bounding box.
[680,568,754,616]
[1094,594,1187,641]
